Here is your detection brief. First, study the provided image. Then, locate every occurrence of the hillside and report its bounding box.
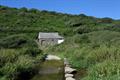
[1,5,120,38]
[0,5,120,80]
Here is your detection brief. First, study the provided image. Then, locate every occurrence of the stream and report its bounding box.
[18,55,86,80]
[17,58,87,80]
[31,60,64,80]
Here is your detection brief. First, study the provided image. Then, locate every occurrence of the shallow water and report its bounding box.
[31,60,64,80]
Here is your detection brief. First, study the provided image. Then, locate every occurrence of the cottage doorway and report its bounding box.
[41,40,45,45]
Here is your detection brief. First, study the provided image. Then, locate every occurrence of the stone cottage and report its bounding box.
[38,32,64,45]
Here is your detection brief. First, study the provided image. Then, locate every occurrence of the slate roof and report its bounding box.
[38,32,63,39]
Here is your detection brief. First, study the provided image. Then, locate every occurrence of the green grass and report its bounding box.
[45,31,120,80]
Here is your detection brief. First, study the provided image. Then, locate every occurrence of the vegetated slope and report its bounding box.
[1,5,120,38]
[48,30,120,80]
[0,34,44,80]
[0,5,120,80]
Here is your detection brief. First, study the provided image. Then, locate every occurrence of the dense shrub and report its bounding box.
[74,34,90,43]
[0,49,19,67]
[74,25,92,34]
[0,34,43,80]
[97,17,113,23]
[0,34,37,48]
[20,47,42,57]
[0,49,43,80]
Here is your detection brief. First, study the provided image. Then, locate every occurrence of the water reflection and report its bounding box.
[31,60,64,80]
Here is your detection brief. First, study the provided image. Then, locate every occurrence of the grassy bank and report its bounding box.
[46,31,120,80]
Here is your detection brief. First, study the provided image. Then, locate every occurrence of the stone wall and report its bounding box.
[64,58,76,80]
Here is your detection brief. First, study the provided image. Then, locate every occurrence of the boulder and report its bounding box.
[65,74,74,78]
[66,77,76,80]
[65,67,76,73]
[65,64,71,67]
[45,55,61,60]
[64,58,69,65]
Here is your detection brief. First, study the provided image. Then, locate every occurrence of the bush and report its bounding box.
[0,49,19,67]
[0,76,9,80]
[0,34,37,48]
[19,47,42,57]
[15,55,34,70]
[0,34,44,80]
[74,34,90,43]
[0,48,43,80]
[97,17,113,23]
[74,25,92,34]
[0,63,17,78]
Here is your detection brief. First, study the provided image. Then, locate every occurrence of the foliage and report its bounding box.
[0,35,43,80]
[0,34,37,48]
[46,31,120,80]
